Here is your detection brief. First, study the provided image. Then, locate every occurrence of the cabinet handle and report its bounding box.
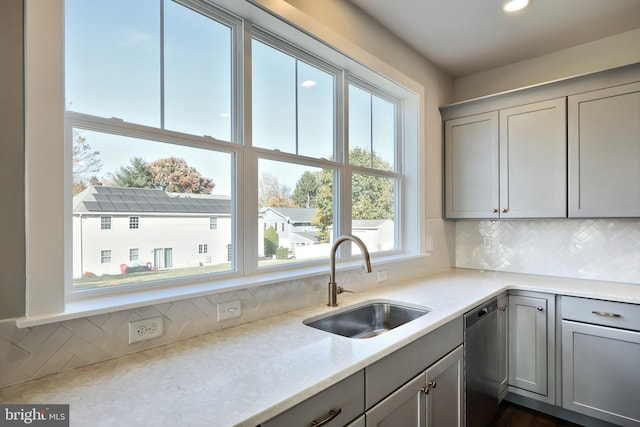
[421,381,437,395]
[537,306,544,311]
[592,310,621,318]
[501,208,508,213]
[311,408,341,427]
[500,305,506,311]
[492,208,498,213]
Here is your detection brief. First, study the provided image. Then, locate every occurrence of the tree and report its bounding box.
[264,226,279,257]
[149,157,214,194]
[72,131,103,195]
[113,157,152,188]
[312,148,394,242]
[292,171,320,208]
[258,173,294,208]
[112,157,214,194]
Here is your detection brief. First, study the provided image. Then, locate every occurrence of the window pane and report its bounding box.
[252,40,296,152]
[371,95,396,171]
[164,1,232,140]
[65,0,161,126]
[297,61,334,159]
[252,40,335,159]
[258,159,334,266]
[349,85,396,171]
[348,85,371,166]
[71,128,234,289]
[352,173,396,253]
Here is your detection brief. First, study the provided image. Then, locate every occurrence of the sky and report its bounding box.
[66,0,396,197]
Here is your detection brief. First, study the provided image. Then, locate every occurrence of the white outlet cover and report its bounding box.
[217,300,242,321]
[128,317,164,344]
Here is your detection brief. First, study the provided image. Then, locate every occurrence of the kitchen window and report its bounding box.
[24,0,422,324]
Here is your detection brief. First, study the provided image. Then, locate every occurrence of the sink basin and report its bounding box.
[304,301,430,339]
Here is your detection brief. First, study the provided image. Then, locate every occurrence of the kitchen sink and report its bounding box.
[304,300,430,339]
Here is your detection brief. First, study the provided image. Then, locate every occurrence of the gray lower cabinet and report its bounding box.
[497,293,508,401]
[346,415,366,427]
[508,291,555,404]
[561,296,640,426]
[260,370,364,427]
[366,346,464,427]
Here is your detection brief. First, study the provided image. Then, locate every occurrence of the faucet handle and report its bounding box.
[337,286,354,295]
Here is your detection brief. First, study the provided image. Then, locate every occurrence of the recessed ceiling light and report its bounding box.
[503,0,530,12]
[301,80,317,88]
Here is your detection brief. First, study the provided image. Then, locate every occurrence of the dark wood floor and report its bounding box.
[489,401,583,427]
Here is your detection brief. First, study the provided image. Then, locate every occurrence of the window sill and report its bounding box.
[16,253,428,328]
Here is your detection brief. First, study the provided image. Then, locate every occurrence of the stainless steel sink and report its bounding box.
[304,301,430,339]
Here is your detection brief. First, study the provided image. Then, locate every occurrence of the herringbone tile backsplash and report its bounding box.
[0,256,430,388]
[456,219,640,284]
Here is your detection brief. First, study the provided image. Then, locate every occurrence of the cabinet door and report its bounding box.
[445,112,499,218]
[499,98,567,218]
[568,81,640,217]
[508,295,549,397]
[425,346,463,427]
[497,294,509,401]
[562,320,640,426]
[366,372,426,427]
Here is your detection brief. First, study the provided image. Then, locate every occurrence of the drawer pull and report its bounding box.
[311,408,341,426]
[537,306,544,311]
[421,381,437,394]
[592,310,621,318]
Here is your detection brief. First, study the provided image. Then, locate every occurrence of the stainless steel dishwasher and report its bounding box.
[464,297,499,427]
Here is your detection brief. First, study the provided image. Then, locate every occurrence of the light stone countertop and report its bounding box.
[1,268,639,426]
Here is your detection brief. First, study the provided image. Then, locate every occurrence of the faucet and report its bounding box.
[328,234,372,307]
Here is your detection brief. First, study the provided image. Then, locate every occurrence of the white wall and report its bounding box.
[454,28,640,102]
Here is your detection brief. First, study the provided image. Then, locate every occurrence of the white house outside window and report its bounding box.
[100,216,111,230]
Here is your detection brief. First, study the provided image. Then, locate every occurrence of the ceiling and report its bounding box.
[348,0,640,77]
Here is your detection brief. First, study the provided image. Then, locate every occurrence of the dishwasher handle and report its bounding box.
[464,298,498,329]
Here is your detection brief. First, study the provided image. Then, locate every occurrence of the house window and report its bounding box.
[25,0,420,319]
[129,248,139,262]
[198,244,208,254]
[100,250,111,264]
[129,217,139,229]
[100,216,111,230]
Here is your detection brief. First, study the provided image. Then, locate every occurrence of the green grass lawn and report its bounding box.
[73,258,298,289]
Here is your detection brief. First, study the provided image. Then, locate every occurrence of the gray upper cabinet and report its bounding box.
[568,81,640,217]
[445,112,499,219]
[445,98,566,219]
[499,98,567,218]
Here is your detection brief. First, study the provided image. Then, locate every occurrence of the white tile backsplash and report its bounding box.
[0,254,442,389]
[456,219,640,284]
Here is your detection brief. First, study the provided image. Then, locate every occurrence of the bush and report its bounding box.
[276,247,292,259]
[264,226,279,257]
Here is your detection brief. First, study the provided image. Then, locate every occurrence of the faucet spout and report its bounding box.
[328,234,372,307]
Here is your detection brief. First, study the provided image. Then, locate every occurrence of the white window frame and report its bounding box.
[100,216,112,230]
[100,250,112,264]
[129,248,139,263]
[22,0,424,326]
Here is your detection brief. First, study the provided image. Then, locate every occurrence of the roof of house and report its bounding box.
[73,186,231,214]
[291,231,322,243]
[261,207,318,223]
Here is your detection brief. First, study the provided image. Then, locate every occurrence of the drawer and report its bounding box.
[561,296,640,331]
[261,370,364,427]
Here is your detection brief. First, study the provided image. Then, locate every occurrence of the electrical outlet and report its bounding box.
[376,270,388,283]
[483,236,493,249]
[217,300,242,321]
[129,317,164,344]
